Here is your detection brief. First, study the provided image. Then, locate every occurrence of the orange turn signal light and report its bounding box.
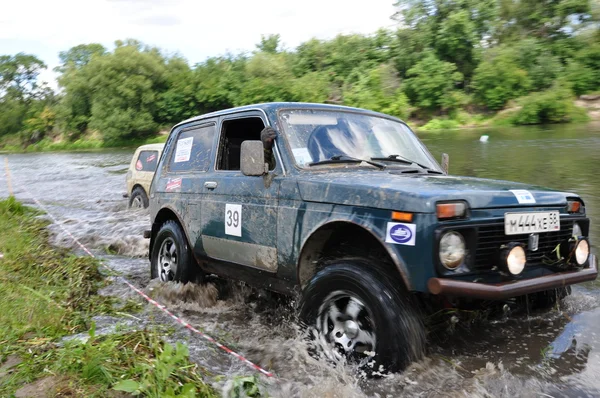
[567,200,582,213]
[436,202,467,220]
[392,211,413,222]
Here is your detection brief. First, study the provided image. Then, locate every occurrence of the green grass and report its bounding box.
[0,197,219,397]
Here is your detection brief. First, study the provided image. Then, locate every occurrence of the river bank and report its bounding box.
[1,96,598,154]
[0,197,220,397]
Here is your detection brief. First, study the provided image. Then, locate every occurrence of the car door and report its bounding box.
[153,121,218,252]
[200,111,281,272]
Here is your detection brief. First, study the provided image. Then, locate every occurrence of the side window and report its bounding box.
[136,150,159,171]
[169,124,216,172]
[217,117,274,171]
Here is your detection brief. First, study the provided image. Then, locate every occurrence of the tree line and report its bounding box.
[1,0,599,148]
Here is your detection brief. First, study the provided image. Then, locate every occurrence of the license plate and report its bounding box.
[504,211,560,235]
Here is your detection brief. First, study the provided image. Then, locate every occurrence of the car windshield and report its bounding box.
[278,109,441,170]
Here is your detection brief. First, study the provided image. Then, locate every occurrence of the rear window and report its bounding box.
[168,124,216,172]
[135,150,159,171]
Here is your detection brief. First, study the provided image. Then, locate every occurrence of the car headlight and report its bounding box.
[501,243,526,275]
[572,222,582,238]
[575,238,590,265]
[439,231,466,269]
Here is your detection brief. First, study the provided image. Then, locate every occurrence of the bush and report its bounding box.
[510,85,589,125]
[403,53,464,112]
[419,118,461,131]
[472,46,531,110]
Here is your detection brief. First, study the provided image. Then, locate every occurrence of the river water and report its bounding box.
[1,123,599,397]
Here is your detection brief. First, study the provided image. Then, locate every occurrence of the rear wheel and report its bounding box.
[299,259,426,373]
[150,220,202,283]
[129,187,149,209]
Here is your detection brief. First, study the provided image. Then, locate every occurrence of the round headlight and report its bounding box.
[575,239,589,265]
[572,222,582,238]
[504,244,526,275]
[439,231,466,269]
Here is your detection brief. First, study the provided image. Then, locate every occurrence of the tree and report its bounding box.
[56,43,106,72]
[0,53,50,137]
[256,34,281,54]
[472,46,531,110]
[343,64,411,119]
[237,53,295,105]
[496,0,594,42]
[0,53,46,102]
[403,53,464,112]
[394,0,497,80]
[81,41,168,142]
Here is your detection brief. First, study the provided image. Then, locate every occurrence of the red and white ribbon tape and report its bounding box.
[17,183,274,378]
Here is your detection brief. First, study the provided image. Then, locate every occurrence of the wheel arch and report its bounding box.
[149,206,191,260]
[131,183,146,195]
[297,220,412,291]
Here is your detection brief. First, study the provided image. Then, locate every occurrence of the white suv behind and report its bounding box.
[125,143,164,208]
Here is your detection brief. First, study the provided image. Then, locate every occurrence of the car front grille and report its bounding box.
[473,219,574,269]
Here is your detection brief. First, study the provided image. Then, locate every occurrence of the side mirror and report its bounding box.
[441,153,449,174]
[241,140,268,176]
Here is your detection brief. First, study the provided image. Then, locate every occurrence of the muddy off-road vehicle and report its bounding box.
[146,103,597,372]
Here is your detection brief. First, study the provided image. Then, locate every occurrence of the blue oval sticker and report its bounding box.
[389,224,413,244]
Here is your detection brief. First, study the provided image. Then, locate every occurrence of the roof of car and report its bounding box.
[136,143,165,152]
[175,102,398,128]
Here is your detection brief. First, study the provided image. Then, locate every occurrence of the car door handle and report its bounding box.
[204,181,218,189]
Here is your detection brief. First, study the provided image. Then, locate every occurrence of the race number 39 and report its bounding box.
[225,204,242,237]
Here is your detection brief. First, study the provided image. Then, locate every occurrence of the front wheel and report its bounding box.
[150,220,202,283]
[527,286,572,309]
[299,260,426,373]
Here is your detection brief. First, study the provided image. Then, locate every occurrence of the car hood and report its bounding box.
[295,170,576,212]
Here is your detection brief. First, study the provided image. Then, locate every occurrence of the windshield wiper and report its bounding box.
[309,155,386,169]
[371,154,443,174]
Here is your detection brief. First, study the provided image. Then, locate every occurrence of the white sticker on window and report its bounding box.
[510,189,536,204]
[292,147,313,166]
[225,204,242,237]
[174,137,193,163]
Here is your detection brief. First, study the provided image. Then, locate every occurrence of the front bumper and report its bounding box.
[428,254,598,300]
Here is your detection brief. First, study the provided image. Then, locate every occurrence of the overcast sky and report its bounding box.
[0,0,398,88]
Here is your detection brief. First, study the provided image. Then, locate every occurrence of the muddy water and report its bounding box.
[1,123,600,397]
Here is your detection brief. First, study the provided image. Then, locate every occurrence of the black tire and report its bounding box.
[150,220,202,283]
[528,286,572,309]
[129,187,149,209]
[299,259,426,373]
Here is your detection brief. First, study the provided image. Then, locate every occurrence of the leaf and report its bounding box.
[113,379,141,393]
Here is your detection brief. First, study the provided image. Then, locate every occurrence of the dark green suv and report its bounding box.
[147,103,597,372]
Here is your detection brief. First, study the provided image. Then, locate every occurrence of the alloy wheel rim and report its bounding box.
[131,196,143,209]
[157,237,177,281]
[315,291,376,363]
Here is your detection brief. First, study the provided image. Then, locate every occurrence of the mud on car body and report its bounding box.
[147,102,597,372]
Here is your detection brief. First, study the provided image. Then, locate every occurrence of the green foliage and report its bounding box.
[510,85,589,125]
[256,34,281,54]
[472,46,531,110]
[1,0,599,149]
[227,375,265,398]
[343,64,411,119]
[419,118,461,131]
[237,52,295,104]
[404,53,464,112]
[0,198,218,397]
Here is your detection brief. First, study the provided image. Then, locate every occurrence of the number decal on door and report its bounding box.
[225,204,242,237]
